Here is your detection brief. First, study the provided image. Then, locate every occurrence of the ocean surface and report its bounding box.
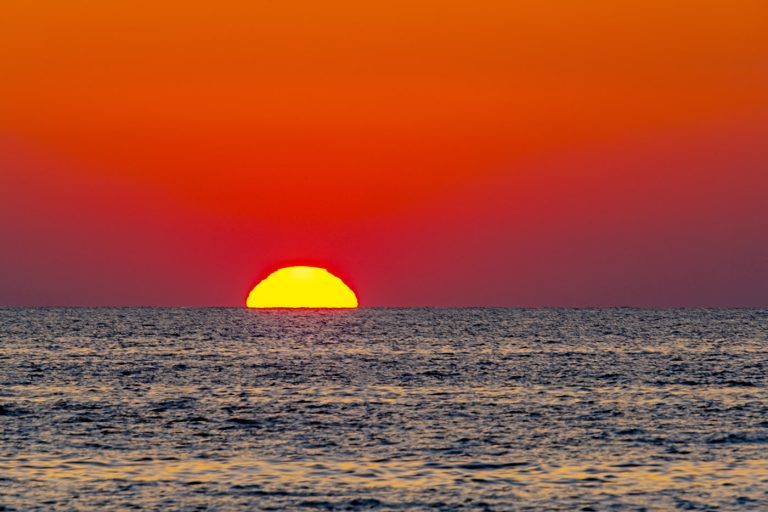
[1,308,767,511]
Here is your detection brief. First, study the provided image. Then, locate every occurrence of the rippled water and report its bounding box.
[1,308,767,510]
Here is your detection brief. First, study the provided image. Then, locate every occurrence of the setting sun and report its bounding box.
[246,266,358,309]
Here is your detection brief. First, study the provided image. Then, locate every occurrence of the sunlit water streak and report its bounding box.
[1,308,767,510]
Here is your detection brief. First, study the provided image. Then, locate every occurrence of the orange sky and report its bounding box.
[1,1,767,305]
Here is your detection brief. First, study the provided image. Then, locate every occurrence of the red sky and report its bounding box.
[1,1,767,306]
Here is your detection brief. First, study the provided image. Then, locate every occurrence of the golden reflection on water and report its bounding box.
[5,455,768,497]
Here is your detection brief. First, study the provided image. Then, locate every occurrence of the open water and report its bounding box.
[1,308,767,511]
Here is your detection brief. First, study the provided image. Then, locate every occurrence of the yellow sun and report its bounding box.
[246,266,359,309]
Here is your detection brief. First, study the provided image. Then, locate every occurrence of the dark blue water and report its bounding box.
[1,308,767,510]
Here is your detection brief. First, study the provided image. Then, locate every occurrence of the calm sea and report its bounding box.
[1,308,767,510]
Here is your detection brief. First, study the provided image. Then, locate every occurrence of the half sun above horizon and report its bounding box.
[246,266,359,309]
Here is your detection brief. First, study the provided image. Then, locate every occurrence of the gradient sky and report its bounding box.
[1,1,767,306]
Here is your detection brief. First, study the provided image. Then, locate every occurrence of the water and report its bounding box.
[1,308,767,511]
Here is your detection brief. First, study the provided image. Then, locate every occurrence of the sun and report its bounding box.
[246,266,359,309]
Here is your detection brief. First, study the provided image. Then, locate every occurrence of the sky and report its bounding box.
[1,0,767,307]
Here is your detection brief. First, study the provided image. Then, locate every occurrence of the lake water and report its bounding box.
[1,308,767,510]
